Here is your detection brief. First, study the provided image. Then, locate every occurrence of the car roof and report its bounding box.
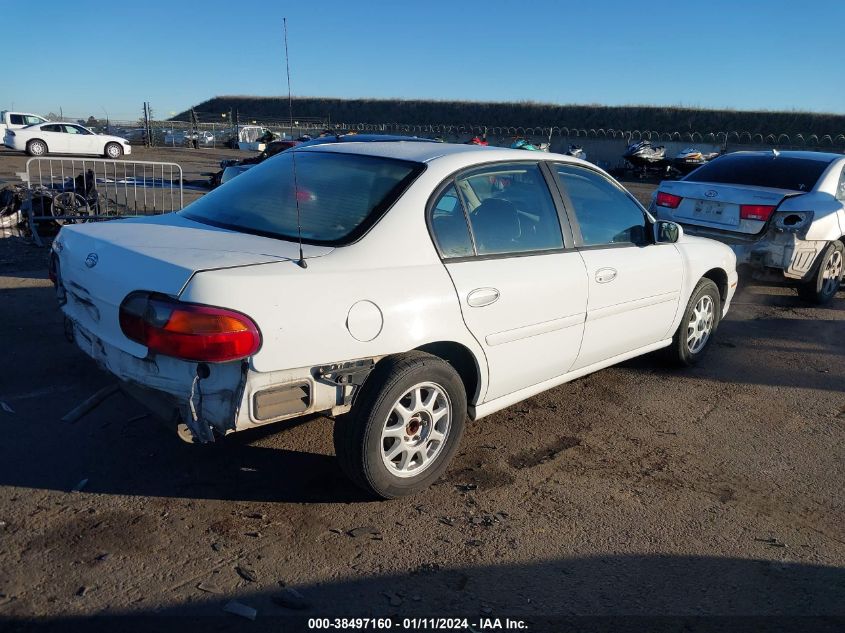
[725,150,843,163]
[295,140,580,165]
[295,134,441,149]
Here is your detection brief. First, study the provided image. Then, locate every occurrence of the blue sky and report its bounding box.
[3,0,843,120]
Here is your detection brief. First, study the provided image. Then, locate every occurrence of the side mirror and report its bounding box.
[654,220,683,244]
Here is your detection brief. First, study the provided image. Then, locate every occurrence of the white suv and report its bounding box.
[51,142,737,498]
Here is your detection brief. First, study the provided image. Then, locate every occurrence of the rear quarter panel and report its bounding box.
[179,177,490,401]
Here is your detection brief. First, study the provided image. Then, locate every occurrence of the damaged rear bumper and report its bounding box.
[65,317,371,443]
[680,224,825,283]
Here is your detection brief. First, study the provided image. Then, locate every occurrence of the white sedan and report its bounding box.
[50,142,737,498]
[4,122,131,158]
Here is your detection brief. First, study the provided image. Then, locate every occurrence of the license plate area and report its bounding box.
[692,200,737,226]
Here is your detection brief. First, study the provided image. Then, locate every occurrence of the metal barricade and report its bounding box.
[23,157,183,246]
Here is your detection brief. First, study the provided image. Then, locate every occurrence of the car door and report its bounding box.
[38,124,67,152]
[428,162,588,402]
[552,163,683,370]
[62,125,98,154]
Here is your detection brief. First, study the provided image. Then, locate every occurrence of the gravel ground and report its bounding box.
[0,147,843,631]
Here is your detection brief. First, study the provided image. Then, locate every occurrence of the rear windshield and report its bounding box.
[182,151,424,245]
[685,154,830,191]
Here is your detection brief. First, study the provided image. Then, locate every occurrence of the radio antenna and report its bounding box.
[284,17,307,269]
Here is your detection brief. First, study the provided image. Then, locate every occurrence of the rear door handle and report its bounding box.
[467,287,500,307]
[595,267,617,284]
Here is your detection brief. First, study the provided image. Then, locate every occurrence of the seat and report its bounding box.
[471,198,520,253]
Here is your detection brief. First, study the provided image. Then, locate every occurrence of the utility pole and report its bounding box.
[189,107,199,149]
[142,102,150,147]
[142,102,155,147]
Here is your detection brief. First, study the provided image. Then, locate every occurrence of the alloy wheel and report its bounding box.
[687,295,714,354]
[380,382,451,478]
[822,250,843,296]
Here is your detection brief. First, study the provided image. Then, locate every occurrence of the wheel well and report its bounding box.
[414,341,480,403]
[27,138,46,148]
[702,267,728,303]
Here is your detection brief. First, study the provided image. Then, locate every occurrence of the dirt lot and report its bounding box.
[0,147,843,631]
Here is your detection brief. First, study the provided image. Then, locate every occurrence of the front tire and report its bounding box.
[665,278,721,366]
[104,142,123,159]
[26,139,47,156]
[797,240,843,305]
[333,351,466,499]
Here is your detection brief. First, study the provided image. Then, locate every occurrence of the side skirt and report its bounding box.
[469,339,673,421]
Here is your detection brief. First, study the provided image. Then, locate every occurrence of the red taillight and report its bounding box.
[656,191,682,209]
[739,204,776,222]
[119,293,261,363]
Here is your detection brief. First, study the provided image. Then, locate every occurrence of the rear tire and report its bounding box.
[665,278,721,366]
[26,139,47,157]
[797,240,843,305]
[333,351,466,499]
[104,142,123,159]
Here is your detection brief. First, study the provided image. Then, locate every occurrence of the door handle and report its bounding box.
[467,287,500,307]
[595,267,617,284]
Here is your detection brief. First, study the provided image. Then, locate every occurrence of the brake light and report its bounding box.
[119,293,261,363]
[7,131,15,137]
[656,191,682,209]
[739,204,776,222]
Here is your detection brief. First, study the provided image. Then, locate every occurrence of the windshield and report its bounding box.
[182,151,424,245]
[685,154,831,192]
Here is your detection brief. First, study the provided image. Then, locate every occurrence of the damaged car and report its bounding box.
[51,142,737,498]
[652,150,845,303]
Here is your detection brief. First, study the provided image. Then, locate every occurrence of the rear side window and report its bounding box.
[457,163,563,256]
[686,154,830,192]
[42,124,63,133]
[556,165,648,246]
[430,184,474,258]
[9,114,23,125]
[182,151,423,245]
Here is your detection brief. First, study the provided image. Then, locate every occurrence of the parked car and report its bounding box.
[0,110,49,139]
[651,150,845,303]
[50,142,737,498]
[163,130,185,145]
[187,130,215,146]
[4,122,131,158]
[210,140,299,187]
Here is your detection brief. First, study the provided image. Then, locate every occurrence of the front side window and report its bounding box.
[24,115,45,125]
[556,165,647,246]
[455,163,563,256]
[182,151,423,245]
[430,184,473,258]
[64,125,91,135]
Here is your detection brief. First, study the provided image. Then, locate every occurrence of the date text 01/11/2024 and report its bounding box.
[306,617,529,630]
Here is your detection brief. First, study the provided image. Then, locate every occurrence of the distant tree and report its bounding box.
[86,116,99,127]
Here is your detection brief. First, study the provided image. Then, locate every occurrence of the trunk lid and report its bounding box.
[56,213,332,357]
[655,180,799,235]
